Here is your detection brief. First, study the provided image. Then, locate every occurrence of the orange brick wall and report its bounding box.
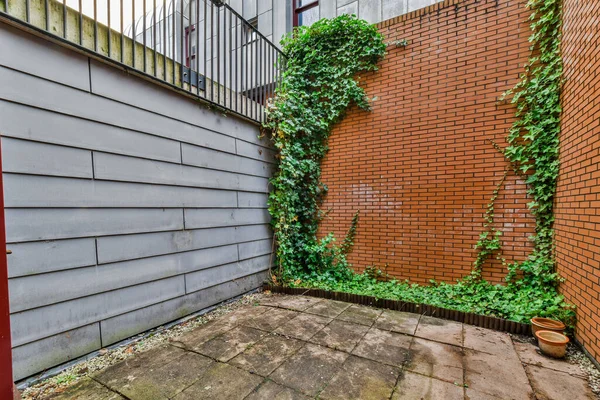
[319,0,536,284]
[554,0,600,363]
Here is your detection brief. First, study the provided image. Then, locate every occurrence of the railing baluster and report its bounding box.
[1,0,285,124]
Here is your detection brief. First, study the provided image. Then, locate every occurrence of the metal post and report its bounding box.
[0,138,15,400]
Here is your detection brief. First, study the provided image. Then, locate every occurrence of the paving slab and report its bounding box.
[172,321,235,351]
[513,340,586,377]
[463,325,514,356]
[336,304,383,326]
[392,371,464,400]
[194,325,266,362]
[464,348,533,399]
[94,351,213,400]
[309,319,370,352]
[46,378,125,400]
[319,355,400,400]
[243,307,299,331]
[304,299,351,318]
[406,337,464,384]
[374,310,420,335]
[465,388,503,399]
[274,312,332,341]
[526,364,595,400]
[229,334,304,376]
[352,327,412,366]
[260,295,322,311]
[245,380,311,400]
[215,305,270,326]
[270,343,349,396]
[415,316,463,347]
[172,362,262,400]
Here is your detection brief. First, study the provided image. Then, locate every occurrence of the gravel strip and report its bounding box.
[20,292,265,400]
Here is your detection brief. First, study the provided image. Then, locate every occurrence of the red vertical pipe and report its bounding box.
[0,138,14,398]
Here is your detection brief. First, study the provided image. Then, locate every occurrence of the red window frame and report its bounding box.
[293,0,319,27]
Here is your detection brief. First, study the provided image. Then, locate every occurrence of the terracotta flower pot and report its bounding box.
[535,330,569,358]
[530,317,565,335]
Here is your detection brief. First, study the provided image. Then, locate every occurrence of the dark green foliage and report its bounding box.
[266,2,574,327]
[265,16,386,283]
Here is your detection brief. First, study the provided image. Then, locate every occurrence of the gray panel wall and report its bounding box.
[0,23,272,380]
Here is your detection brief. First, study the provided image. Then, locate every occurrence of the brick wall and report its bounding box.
[554,0,600,363]
[319,0,535,284]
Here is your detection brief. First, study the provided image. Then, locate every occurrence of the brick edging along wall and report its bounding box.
[319,0,535,284]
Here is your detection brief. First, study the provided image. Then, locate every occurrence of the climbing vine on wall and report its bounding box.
[264,15,386,283]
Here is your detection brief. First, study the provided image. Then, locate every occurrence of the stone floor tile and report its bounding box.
[352,327,412,366]
[513,340,586,377]
[173,363,262,400]
[304,299,351,318]
[526,364,595,400]
[270,343,349,396]
[229,334,304,376]
[173,321,235,351]
[336,304,383,326]
[319,355,400,400]
[95,352,213,400]
[406,337,464,384]
[464,388,503,399]
[274,312,332,341]
[46,378,124,400]
[260,295,322,311]
[374,310,420,335]
[245,380,311,400]
[463,325,514,356]
[464,349,533,399]
[195,325,267,362]
[392,371,464,400]
[309,319,370,352]
[415,316,463,347]
[243,307,299,331]
[215,305,270,326]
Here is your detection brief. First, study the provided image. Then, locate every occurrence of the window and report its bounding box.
[293,0,319,27]
[244,17,259,44]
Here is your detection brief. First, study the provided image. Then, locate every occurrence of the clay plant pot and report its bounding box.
[530,317,565,335]
[535,330,569,358]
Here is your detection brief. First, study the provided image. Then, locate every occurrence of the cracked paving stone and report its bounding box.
[245,380,311,400]
[415,316,463,347]
[352,327,412,366]
[229,334,304,376]
[464,348,533,399]
[94,351,213,400]
[309,319,370,353]
[463,325,514,356]
[172,363,262,400]
[195,325,266,362]
[336,304,383,326]
[526,364,595,400]
[319,355,400,400]
[269,343,349,396]
[304,300,351,318]
[172,320,235,351]
[513,341,586,377]
[242,307,300,332]
[406,337,464,384]
[274,312,332,341]
[45,378,125,400]
[259,295,322,311]
[392,371,464,400]
[374,310,420,335]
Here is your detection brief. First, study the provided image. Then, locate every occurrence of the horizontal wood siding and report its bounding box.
[0,22,272,380]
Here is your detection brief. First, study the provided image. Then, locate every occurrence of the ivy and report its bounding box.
[266,0,574,326]
[264,16,386,284]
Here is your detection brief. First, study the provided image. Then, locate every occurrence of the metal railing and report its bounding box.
[0,0,285,123]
